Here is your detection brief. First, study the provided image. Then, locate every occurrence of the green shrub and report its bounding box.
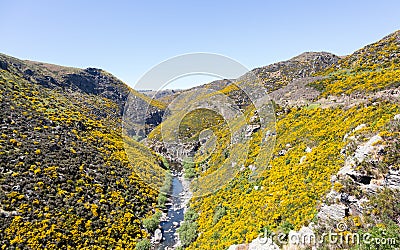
[183,158,197,179]
[135,238,151,250]
[157,193,167,208]
[177,221,198,247]
[142,211,161,232]
[213,206,227,224]
[355,220,400,250]
[184,207,199,222]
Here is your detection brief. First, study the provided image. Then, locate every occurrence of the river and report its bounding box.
[156,170,190,249]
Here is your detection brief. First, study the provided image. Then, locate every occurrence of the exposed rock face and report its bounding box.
[149,140,200,165]
[252,52,340,92]
[0,53,165,133]
[338,134,383,178]
[269,77,322,107]
[248,238,280,250]
[314,115,400,235]
[317,204,348,223]
[228,244,248,250]
[384,169,400,189]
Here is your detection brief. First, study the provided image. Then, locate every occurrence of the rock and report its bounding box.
[361,183,382,195]
[348,173,373,185]
[354,135,382,162]
[228,244,247,250]
[343,124,367,141]
[288,226,316,247]
[317,204,348,222]
[154,228,163,243]
[325,189,340,202]
[330,175,337,185]
[354,124,367,132]
[248,165,257,171]
[384,169,400,189]
[228,237,279,249]
[249,237,279,250]
[160,212,168,222]
[245,124,261,137]
[338,134,383,178]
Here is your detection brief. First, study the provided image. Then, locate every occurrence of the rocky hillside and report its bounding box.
[0,54,167,248]
[148,31,400,250]
[1,30,399,250]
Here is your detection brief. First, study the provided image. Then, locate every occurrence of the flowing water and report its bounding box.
[157,172,186,249]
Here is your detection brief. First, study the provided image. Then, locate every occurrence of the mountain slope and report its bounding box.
[1,30,400,250]
[149,32,400,250]
[0,55,166,248]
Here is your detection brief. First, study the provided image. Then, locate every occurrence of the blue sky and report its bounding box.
[1,0,400,89]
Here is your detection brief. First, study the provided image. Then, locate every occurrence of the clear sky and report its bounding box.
[1,0,400,89]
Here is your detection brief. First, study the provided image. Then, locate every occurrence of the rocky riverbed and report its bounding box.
[153,170,192,249]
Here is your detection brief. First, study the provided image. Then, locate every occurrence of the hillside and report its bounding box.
[0,54,167,248]
[147,31,400,249]
[1,30,400,250]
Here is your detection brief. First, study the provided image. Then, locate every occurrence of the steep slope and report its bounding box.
[252,51,340,92]
[311,30,400,96]
[0,55,167,248]
[150,32,400,249]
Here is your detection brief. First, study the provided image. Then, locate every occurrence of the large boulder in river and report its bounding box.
[154,228,163,243]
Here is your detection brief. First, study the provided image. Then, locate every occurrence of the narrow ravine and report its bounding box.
[156,168,192,249]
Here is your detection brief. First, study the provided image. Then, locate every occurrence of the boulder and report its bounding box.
[317,204,347,222]
[154,228,163,243]
[249,237,279,250]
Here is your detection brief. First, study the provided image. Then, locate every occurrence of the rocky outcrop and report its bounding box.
[317,204,348,223]
[149,140,200,165]
[252,52,340,92]
[384,169,400,189]
[269,77,322,107]
[314,116,400,232]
